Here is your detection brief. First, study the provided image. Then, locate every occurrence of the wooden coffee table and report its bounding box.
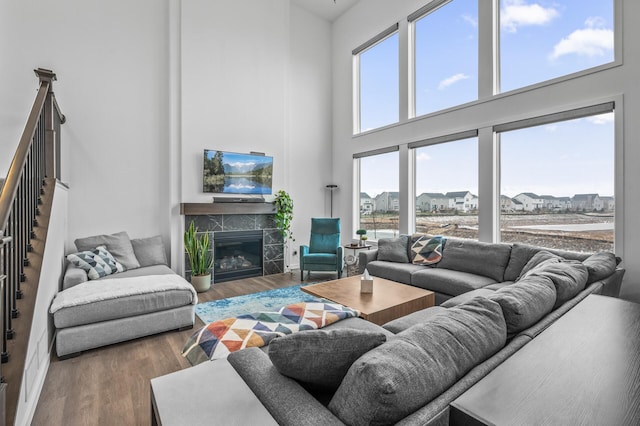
[301,275,434,325]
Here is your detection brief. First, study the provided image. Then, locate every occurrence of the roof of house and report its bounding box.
[360,192,371,199]
[518,192,540,198]
[445,191,470,198]
[417,192,446,198]
[573,193,599,200]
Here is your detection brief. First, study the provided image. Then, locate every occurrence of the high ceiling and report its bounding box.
[291,0,360,22]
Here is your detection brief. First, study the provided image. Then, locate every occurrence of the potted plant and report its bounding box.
[356,229,367,246]
[184,221,213,292]
[274,190,294,271]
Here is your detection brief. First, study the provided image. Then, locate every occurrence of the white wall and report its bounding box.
[179,0,333,270]
[332,0,640,301]
[0,0,172,248]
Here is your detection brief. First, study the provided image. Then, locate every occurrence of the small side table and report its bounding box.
[343,244,372,276]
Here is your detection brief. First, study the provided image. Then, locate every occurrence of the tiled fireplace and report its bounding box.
[181,203,284,283]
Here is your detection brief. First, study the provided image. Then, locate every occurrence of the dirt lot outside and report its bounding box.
[359,213,614,253]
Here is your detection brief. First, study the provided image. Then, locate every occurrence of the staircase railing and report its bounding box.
[0,68,65,424]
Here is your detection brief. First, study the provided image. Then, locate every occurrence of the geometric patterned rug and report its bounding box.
[194,284,325,324]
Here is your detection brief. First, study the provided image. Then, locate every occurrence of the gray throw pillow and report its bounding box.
[527,260,588,308]
[582,251,617,284]
[328,297,506,426]
[518,250,561,280]
[488,275,556,335]
[131,235,168,267]
[75,231,140,270]
[377,235,410,263]
[268,328,387,390]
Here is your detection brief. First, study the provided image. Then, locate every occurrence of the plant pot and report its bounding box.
[191,274,211,293]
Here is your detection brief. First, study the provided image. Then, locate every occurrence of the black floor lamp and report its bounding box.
[326,184,338,217]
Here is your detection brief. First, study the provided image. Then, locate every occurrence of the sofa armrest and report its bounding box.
[358,249,379,274]
[228,347,345,426]
[62,262,88,290]
[599,267,625,297]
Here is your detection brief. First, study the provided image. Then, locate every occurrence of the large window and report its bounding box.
[412,133,479,239]
[500,0,614,93]
[357,149,399,240]
[413,0,478,116]
[355,26,399,133]
[499,105,615,252]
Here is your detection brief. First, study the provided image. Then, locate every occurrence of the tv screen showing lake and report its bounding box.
[203,150,273,194]
[223,177,271,194]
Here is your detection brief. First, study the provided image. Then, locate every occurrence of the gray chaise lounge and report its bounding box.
[50,232,197,357]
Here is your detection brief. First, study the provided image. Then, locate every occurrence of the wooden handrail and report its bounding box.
[0,82,49,236]
[0,68,65,425]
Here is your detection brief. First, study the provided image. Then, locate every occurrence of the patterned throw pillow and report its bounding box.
[67,245,124,280]
[411,235,446,265]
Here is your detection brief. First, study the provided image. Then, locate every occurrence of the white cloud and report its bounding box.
[438,73,470,90]
[544,124,559,133]
[501,0,559,33]
[416,152,432,162]
[586,112,614,125]
[550,23,613,60]
[462,14,478,28]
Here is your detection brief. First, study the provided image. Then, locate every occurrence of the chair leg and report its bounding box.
[301,270,304,281]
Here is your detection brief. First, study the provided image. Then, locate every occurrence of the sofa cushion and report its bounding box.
[131,235,167,267]
[440,288,496,308]
[411,268,496,297]
[377,235,410,263]
[382,306,447,333]
[328,298,506,426]
[75,231,141,270]
[410,235,446,265]
[66,246,124,280]
[487,274,556,335]
[526,260,588,308]
[365,260,425,284]
[436,238,512,282]
[303,253,338,265]
[504,243,594,281]
[518,250,562,279]
[51,274,196,329]
[268,328,387,391]
[583,251,617,284]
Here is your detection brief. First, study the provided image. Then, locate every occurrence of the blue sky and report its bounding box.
[359,0,614,201]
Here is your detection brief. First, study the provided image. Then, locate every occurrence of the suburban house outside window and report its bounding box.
[410,131,479,239]
[498,103,615,252]
[499,0,614,93]
[355,148,400,241]
[353,24,399,133]
[410,0,478,117]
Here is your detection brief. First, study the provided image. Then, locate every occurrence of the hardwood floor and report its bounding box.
[31,270,334,426]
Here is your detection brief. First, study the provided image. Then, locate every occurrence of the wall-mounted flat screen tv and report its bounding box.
[203,149,273,194]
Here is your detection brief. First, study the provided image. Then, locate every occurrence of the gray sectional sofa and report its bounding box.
[359,235,624,304]
[152,237,625,425]
[51,232,197,357]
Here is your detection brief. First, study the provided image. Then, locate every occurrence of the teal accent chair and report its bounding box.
[300,218,343,280]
